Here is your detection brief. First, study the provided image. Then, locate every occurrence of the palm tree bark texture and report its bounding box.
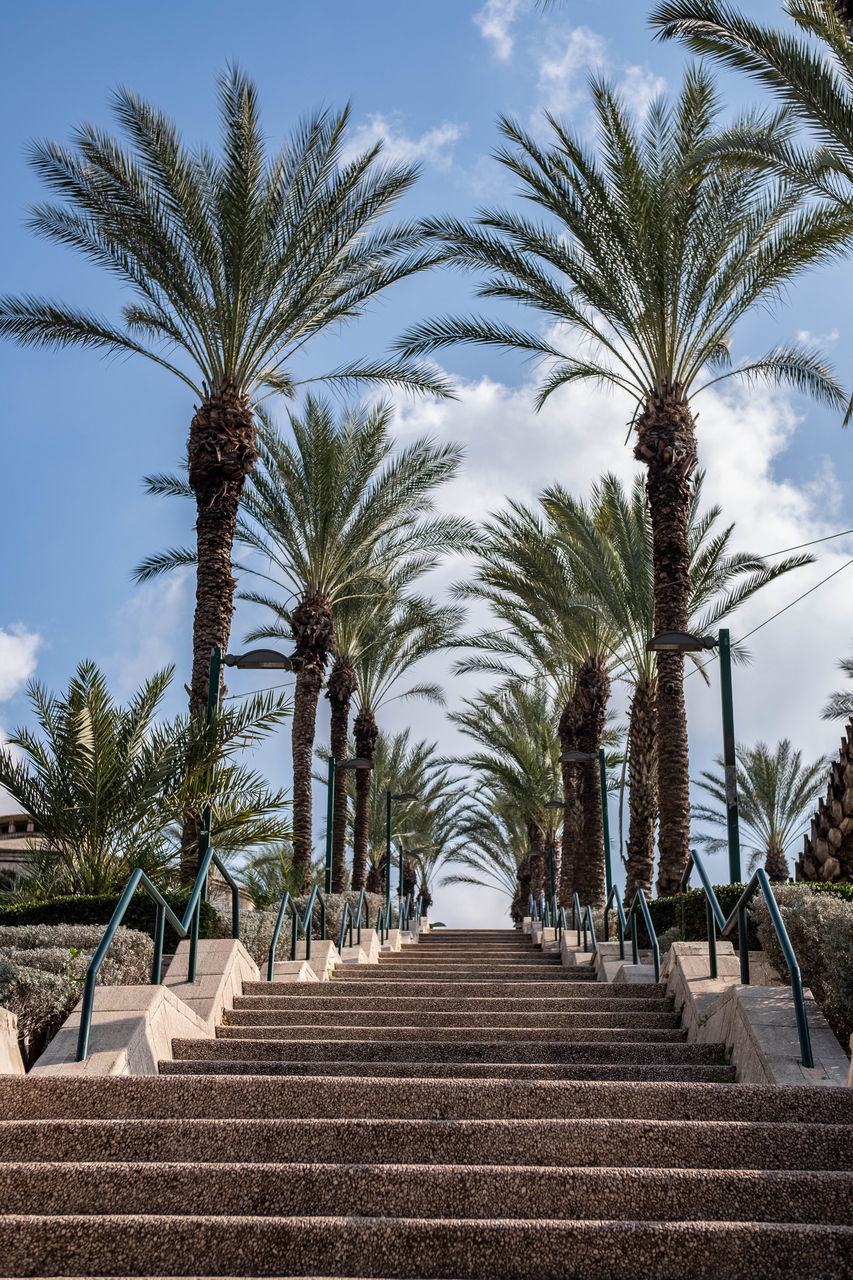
[327,656,358,893]
[572,655,610,909]
[527,823,547,902]
[352,705,379,891]
[558,699,581,907]
[291,592,335,891]
[635,389,697,897]
[624,674,658,903]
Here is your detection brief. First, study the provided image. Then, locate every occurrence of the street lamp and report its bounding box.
[559,748,613,896]
[386,790,418,915]
[323,757,372,893]
[646,626,741,883]
[201,647,292,862]
[544,799,564,899]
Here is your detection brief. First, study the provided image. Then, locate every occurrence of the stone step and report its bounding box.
[214,1024,687,1044]
[223,1008,680,1028]
[2,1118,849,1169]
[336,966,564,978]
[170,1038,725,1064]
[2,1213,852,1279]
[231,996,674,1014]
[241,981,667,998]
[159,1060,737,1081]
[4,1162,852,1224]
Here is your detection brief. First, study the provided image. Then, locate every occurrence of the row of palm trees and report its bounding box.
[3,4,853,905]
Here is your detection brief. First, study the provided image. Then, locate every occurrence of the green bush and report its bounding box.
[0,891,222,946]
[750,886,853,1050]
[238,891,387,971]
[642,880,853,951]
[0,923,153,1068]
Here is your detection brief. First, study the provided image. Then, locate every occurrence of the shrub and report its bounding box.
[237,891,387,971]
[0,923,153,1068]
[658,925,682,957]
[750,885,853,1049]
[0,891,222,946]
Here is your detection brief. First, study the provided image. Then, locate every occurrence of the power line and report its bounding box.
[223,680,292,701]
[760,526,853,558]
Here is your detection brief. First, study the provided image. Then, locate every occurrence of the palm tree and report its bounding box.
[349,596,464,891]
[0,69,448,723]
[441,799,531,920]
[544,471,812,900]
[693,739,826,880]
[230,400,468,889]
[822,646,853,719]
[399,68,846,892]
[452,502,618,908]
[0,661,289,897]
[450,679,563,912]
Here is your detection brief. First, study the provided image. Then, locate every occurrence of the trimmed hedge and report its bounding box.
[0,891,221,947]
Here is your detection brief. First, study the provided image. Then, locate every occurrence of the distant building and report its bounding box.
[0,814,45,881]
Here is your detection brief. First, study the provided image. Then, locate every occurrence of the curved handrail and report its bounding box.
[76,844,241,1061]
[681,850,814,1067]
[624,888,660,981]
[376,901,390,943]
[268,884,326,981]
[337,889,369,952]
[603,884,627,961]
[571,891,597,952]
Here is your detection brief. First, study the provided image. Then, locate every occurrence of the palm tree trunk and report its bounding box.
[184,380,258,881]
[528,822,547,901]
[290,591,334,892]
[765,844,789,881]
[558,698,580,906]
[573,654,610,909]
[352,704,378,891]
[635,389,697,897]
[327,656,357,892]
[624,673,657,904]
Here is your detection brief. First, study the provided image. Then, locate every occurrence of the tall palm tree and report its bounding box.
[453,502,618,908]
[544,471,812,899]
[349,596,464,891]
[0,68,448,723]
[821,645,853,719]
[231,400,468,889]
[693,739,826,879]
[399,68,846,892]
[450,679,563,912]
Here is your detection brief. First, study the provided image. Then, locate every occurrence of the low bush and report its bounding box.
[237,890,388,971]
[750,885,853,1050]
[0,923,153,1068]
[0,891,222,946]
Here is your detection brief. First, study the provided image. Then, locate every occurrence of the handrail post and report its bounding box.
[719,628,742,884]
[152,905,166,985]
[706,898,718,980]
[631,912,639,965]
[738,903,750,985]
[187,898,201,983]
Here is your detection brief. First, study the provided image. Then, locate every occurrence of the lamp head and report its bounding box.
[223,648,293,670]
[336,757,372,770]
[560,750,597,763]
[645,631,716,653]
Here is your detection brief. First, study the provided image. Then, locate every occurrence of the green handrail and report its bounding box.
[337,889,370,952]
[624,888,660,981]
[603,884,627,960]
[76,844,241,1061]
[267,885,326,981]
[551,895,562,940]
[528,893,539,922]
[681,850,814,1068]
[376,901,390,943]
[572,891,597,952]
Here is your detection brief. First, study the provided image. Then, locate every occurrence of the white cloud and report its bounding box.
[618,64,667,120]
[797,328,840,347]
[474,0,527,61]
[107,572,191,700]
[0,625,40,702]
[342,113,463,172]
[538,26,607,119]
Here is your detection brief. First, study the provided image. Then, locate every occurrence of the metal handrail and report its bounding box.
[681,850,813,1067]
[571,891,597,952]
[76,844,241,1061]
[624,888,660,981]
[337,889,370,952]
[528,893,539,922]
[268,884,326,980]
[551,895,562,940]
[603,884,627,960]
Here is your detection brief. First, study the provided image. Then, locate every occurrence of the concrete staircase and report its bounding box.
[2,927,853,1277]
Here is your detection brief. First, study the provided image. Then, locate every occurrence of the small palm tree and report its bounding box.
[450,679,563,912]
[228,399,468,889]
[441,800,531,920]
[0,69,448,722]
[0,661,289,897]
[400,67,846,892]
[349,596,464,891]
[822,647,853,719]
[693,739,826,879]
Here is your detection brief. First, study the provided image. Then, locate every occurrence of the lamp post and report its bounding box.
[386,790,418,916]
[323,757,372,893]
[645,627,741,883]
[201,647,292,877]
[544,799,564,899]
[559,748,613,897]
[399,845,429,900]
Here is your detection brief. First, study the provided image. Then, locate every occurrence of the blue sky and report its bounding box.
[2,0,853,926]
